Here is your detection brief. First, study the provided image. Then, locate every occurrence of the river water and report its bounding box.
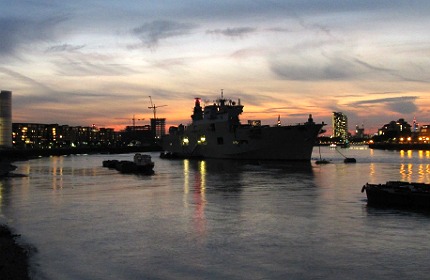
[1,146,430,280]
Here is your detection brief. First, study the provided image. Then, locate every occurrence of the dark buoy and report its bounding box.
[334,147,357,163]
[344,157,356,163]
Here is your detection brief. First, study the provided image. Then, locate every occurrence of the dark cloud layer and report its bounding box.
[46,44,86,53]
[206,27,257,37]
[131,20,197,48]
[270,58,358,81]
[0,16,66,56]
[350,96,418,114]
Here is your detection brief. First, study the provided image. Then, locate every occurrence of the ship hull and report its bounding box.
[162,122,323,161]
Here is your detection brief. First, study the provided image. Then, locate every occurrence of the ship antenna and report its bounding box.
[221,89,223,99]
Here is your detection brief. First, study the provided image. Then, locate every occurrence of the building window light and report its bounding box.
[182,137,189,146]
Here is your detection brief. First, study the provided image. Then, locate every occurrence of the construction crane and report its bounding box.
[115,115,145,131]
[148,96,167,119]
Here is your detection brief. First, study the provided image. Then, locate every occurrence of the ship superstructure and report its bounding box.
[162,91,325,160]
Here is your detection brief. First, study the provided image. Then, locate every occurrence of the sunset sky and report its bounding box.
[1,1,429,135]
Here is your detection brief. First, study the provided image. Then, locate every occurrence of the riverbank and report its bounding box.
[0,145,162,161]
[0,225,31,280]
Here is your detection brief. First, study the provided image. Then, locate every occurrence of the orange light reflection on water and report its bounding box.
[399,150,414,159]
[183,159,207,238]
[399,163,413,182]
[51,156,63,190]
[369,163,375,176]
[396,150,430,182]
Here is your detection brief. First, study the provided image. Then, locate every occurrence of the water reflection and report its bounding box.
[398,149,430,161]
[398,163,430,182]
[418,150,430,159]
[0,180,12,220]
[369,163,375,176]
[16,156,106,190]
[193,159,245,192]
[4,150,430,280]
[400,163,413,181]
[51,156,64,176]
[183,159,207,237]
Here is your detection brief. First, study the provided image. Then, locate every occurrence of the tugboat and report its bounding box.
[133,153,154,172]
[162,90,325,160]
[102,154,154,174]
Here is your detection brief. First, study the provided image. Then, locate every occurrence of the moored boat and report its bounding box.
[162,91,325,160]
[361,181,430,209]
[344,157,356,163]
[102,154,154,174]
[133,153,155,172]
[315,159,330,164]
[102,159,119,168]
[315,146,330,164]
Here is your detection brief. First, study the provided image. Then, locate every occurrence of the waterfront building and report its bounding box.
[418,125,430,142]
[12,123,46,148]
[378,119,411,138]
[150,118,166,139]
[420,125,430,136]
[99,127,119,145]
[0,90,12,148]
[332,112,348,140]
[12,123,122,148]
[12,117,164,149]
[121,125,152,145]
[355,125,365,138]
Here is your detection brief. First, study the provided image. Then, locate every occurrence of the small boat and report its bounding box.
[362,181,430,209]
[315,146,330,164]
[102,154,154,174]
[114,160,138,173]
[102,159,119,168]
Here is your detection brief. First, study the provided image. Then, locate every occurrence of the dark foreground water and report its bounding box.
[1,146,430,280]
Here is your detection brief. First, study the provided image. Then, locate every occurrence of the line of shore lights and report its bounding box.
[398,137,430,143]
[398,137,412,142]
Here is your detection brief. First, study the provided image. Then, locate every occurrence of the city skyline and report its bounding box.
[9,105,425,138]
[1,1,430,134]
